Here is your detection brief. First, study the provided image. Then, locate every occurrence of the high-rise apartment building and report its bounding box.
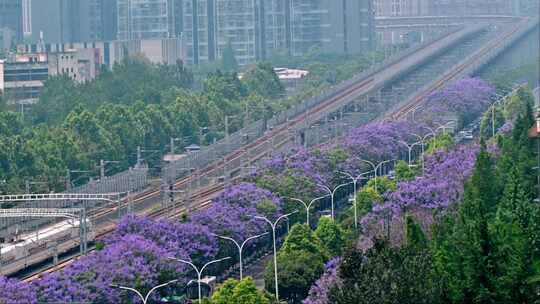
[0,0,23,42]
[183,0,374,66]
[29,0,72,43]
[76,0,117,41]
[216,0,257,65]
[374,0,430,17]
[28,0,117,44]
[117,0,172,40]
[256,0,289,60]
[374,0,526,17]
[289,0,374,56]
[430,0,515,16]
[182,0,217,65]
[21,0,30,37]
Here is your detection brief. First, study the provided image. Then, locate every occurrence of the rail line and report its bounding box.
[13,23,526,280]
[390,19,529,120]
[17,77,377,281]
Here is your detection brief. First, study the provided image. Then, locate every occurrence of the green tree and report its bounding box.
[211,277,271,304]
[221,40,238,72]
[0,92,5,111]
[405,215,427,249]
[314,216,347,256]
[264,224,328,303]
[242,62,284,99]
[395,160,419,182]
[264,250,325,303]
[280,224,329,260]
[32,75,80,125]
[426,133,455,154]
[503,87,535,121]
[329,239,438,304]
[479,105,504,140]
[434,146,497,303]
[354,176,396,216]
[489,167,540,300]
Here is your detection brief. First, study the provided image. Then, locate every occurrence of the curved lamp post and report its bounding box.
[337,171,372,229]
[397,140,422,167]
[284,195,329,226]
[213,232,268,280]
[409,132,434,175]
[353,158,396,192]
[110,279,179,304]
[168,257,231,303]
[253,211,298,301]
[317,182,352,220]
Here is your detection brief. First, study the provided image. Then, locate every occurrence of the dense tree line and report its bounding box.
[306,87,540,304]
[0,47,387,194]
[0,77,510,303]
[0,58,285,193]
[263,219,347,303]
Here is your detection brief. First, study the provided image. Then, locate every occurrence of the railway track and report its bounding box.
[13,22,528,280]
[17,76,377,280]
[389,18,531,120]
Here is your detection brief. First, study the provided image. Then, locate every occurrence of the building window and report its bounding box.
[391,0,405,16]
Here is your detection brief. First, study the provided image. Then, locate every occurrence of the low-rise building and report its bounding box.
[0,53,48,104]
[0,49,99,104]
[274,67,309,92]
[17,37,185,70]
[48,48,100,83]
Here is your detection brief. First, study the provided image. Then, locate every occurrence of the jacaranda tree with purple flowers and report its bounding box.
[303,258,342,304]
[360,145,479,247]
[33,234,185,304]
[109,215,218,264]
[191,183,282,243]
[0,276,38,304]
[423,77,495,126]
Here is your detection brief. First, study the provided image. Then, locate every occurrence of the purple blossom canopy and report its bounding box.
[423,77,495,121]
[33,234,184,304]
[191,182,282,241]
[0,276,38,304]
[360,145,480,246]
[339,120,428,173]
[303,258,342,304]
[109,215,218,262]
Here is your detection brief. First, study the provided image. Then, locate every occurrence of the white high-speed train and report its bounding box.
[0,219,94,275]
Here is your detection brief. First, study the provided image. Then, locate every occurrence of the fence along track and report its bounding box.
[10,26,493,278]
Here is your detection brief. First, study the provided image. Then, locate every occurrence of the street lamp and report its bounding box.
[110,279,179,304]
[168,256,231,303]
[213,232,269,280]
[317,182,352,220]
[489,93,509,137]
[409,133,434,175]
[353,158,396,192]
[253,211,298,301]
[397,140,422,167]
[284,195,329,226]
[338,171,372,229]
[432,121,456,135]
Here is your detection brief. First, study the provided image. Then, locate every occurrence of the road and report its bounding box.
[3,21,535,279]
